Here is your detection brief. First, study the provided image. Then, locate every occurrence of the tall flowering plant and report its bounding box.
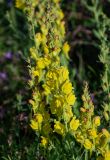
[15,0,110,159]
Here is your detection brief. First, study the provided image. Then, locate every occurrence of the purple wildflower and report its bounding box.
[4,52,13,60]
[0,72,7,80]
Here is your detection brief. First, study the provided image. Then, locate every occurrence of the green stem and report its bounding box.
[85,150,88,160]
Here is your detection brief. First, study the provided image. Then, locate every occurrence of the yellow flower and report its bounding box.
[63,42,70,58]
[41,25,48,35]
[54,121,65,136]
[75,132,84,143]
[62,80,72,94]
[30,47,38,60]
[89,129,97,138]
[35,114,43,124]
[32,70,40,77]
[59,67,69,82]
[70,117,80,131]
[44,57,51,67]
[104,151,110,160]
[43,84,51,95]
[40,136,48,147]
[46,70,58,81]
[37,58,45,69]
[44,46,49,55]
[94,116,100,126]
[66,92,76,105]
[15,0,25,9]
[29,99,37,112]
[35,33,42,45]
[84,139,93,150]
[64,106,73,122]
[30,119,39,130]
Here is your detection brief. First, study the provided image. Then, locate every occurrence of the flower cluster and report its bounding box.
[21,0,76,147]
[74,83,110,160]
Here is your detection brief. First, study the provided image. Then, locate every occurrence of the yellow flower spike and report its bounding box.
[30,119,39,130]
[70,117,80,131]
[54,121,65,136]
[94,116,101,126]
[61,80,72,94]
[40,136,48,147]
[84,139,93,150]
[104,151,110,160]
[66,92,76,106]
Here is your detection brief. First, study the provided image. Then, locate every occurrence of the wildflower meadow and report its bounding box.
[0,0,110,160]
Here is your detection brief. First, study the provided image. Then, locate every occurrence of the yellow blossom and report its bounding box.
[30,47,38,60]
[40,136,48,147]
[35,114,43,124]
[89,129,97,138]
[44,57,51,67]
[64,106,73,122]
[32,70,40,77]
[70,117,80,131]
[37,58,45,69]
[43,84,51,95]
[59,67,69,82]
[61,80,72,94]
[94,116,100,126]
[30,119,39,130]
[15,0,25,9]
[75,132,84,143]
[41,25,48,35]
[54,121,65,136]
[63,42,70,58]
[84,139,93,150]
[44,46,49,55]
[66,92,76,105]
[35,33,42,45]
